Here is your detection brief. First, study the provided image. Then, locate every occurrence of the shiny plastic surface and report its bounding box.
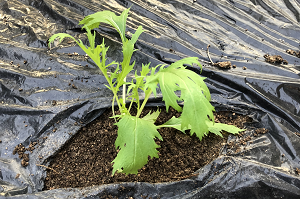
[0,0,299,198]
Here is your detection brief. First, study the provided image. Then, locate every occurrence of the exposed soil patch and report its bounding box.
[43,107,251,190]
[264,54,288,64]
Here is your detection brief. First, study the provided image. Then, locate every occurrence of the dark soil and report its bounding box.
[42,107,250,190]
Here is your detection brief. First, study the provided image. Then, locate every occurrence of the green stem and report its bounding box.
[123,77,126,105]
[127,97,134,113]
[111,96,117,123]
[136,88,152,118]
[102,73,122,111]
[100,47,122,112]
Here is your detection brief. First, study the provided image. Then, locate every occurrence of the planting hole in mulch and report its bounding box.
[42,106,251,190]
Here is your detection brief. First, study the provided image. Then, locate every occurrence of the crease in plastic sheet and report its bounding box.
[0,0,300,198]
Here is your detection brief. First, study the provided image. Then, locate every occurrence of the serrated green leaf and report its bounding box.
[48,33,77,48]
[79,8,130,43]
[207,122,245,137]
[85,28,96,51]
[142,109,160,123]
[161,117,244,138]
[146,64,182,112]
[146,57,214,140]
[48,32,107,70]
[180,85,214,140]
[127,63,151,109]
[146,57,206,112]
[159,116,189,133]
[109,63,120,85]
[112,115,163,175]
[117,26,145,86]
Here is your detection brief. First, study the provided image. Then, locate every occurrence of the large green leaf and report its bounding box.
[146,57,214,140]
[112,113,163,175]
[159,116,245,138]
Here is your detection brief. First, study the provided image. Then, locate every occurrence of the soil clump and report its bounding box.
[286,49,300,58]
[264,54,288,64]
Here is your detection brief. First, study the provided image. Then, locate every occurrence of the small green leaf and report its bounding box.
[159,116,189,133]
[145,64,164,97]
[142,109,160,122]
[117,26,145,88]
[112,115,163,175]
[79,8,130,43]
[127,63,151,109]
[48,33,77,48]
[208,122,245,137]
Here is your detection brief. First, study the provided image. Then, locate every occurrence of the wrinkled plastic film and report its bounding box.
[0,0,300,198]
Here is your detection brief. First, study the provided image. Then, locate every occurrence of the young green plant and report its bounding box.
[48,8,245,175]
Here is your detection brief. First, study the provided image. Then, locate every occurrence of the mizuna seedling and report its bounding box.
[48,8,245,175]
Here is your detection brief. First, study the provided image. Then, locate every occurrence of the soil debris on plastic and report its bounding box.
[214,61,232,69]
[286,49,300,58]
[264,54,288,64]
[13,142,37,167]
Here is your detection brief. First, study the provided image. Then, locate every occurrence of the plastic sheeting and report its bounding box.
[0,0,300,198]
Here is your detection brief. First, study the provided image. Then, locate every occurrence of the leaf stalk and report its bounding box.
[136,88,152,118]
